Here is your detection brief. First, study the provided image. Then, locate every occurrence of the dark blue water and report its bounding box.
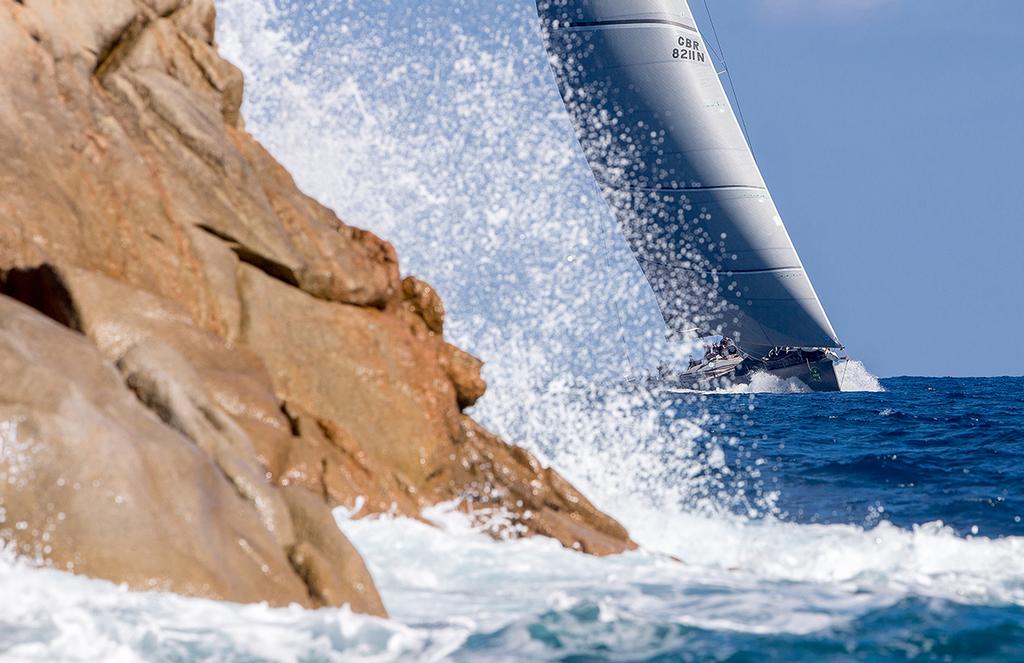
[709,377,1024,537]
[651,376,1024,662]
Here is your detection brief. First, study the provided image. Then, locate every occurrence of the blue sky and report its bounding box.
[688,1,1024,376]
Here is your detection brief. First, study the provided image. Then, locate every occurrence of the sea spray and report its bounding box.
[216,0,671,384]
[214,0,781,524]
[208,0,916,549]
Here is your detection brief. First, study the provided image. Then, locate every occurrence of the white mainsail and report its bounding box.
[536,0,841,357]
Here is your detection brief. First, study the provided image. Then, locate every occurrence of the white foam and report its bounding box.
[837,360,886,392]
[719,371,813,394]
[351,506,1024,646]
[4,504,1024,660]
[703,361,885,394]
[341,507,1024,637]
[622,511,1024,607]
[0,546,459,662]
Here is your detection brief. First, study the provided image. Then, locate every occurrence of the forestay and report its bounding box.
[536,0,840,356]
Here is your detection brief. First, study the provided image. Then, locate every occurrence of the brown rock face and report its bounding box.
[0,295,385,613]
[402,276,446,334]
[442,343,489,410]
[0,0,635,613]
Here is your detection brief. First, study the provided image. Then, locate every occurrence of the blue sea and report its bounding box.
[3,375,1023,662]
[709,377,1024,539]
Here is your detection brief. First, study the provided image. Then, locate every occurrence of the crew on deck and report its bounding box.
[698,338,738,365]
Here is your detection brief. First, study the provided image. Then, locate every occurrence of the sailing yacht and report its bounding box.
[536,0,845,392]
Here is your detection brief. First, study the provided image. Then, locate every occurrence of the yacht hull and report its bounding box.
[664,354,842,393]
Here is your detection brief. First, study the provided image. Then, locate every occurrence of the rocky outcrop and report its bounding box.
[402,276,446,335]
[0,295,383,614]
[0,0,635,613]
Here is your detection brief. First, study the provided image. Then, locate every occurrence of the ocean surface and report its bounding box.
[3,373,1023,662]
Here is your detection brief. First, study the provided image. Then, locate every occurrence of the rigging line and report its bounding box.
[702,0,728,66]
[701,0,754,151]
[703,34,725,63]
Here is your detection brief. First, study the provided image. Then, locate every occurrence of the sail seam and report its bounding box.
[638,259,805,276]
[717,267,805,275]
[612,185,768,193]
[558,19,700,34]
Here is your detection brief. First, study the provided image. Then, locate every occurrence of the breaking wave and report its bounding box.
[4,507,1024,661]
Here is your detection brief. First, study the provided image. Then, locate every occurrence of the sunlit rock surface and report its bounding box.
[0,0,634,614]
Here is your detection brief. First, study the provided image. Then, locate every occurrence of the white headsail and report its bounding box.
[536,0,841,356]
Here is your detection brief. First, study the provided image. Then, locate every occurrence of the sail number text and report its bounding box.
[672,36,706,63]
